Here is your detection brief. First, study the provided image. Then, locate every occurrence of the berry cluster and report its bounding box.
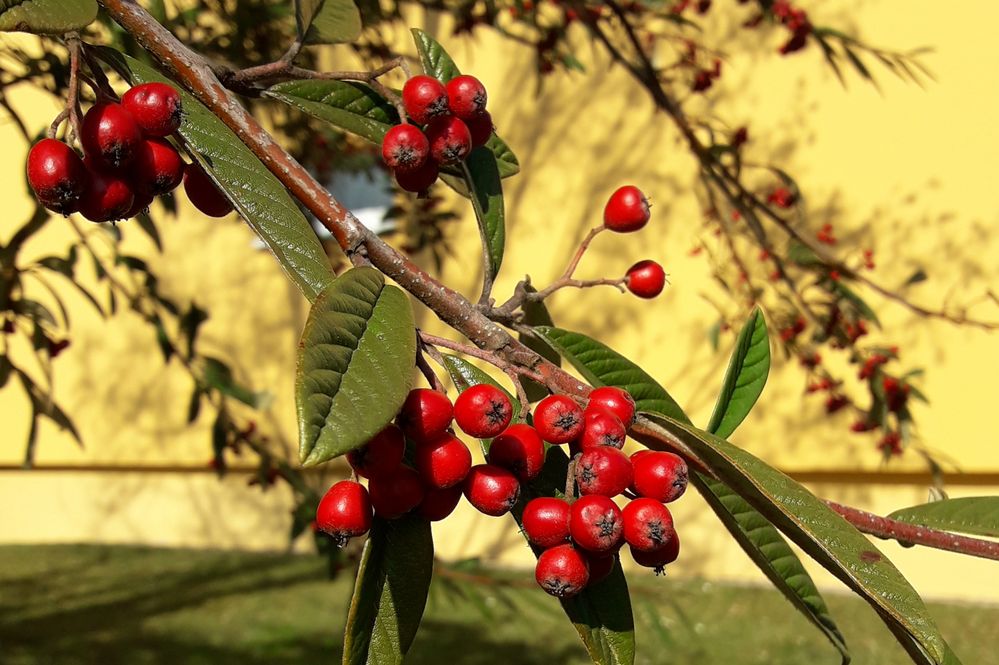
[382,74,493,193]
[27,82,232,222]
[602,185,669,299]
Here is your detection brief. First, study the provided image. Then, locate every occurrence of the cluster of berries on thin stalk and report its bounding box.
[27,82,233,222]
[382,73,494,193]
[602,185,668,299]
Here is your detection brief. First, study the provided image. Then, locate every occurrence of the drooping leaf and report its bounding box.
[706,308,771,439]
[296,267,415,466]
[295,0,361,45]
[266,80,399,145]
[520,290,560,403]
[0,0,97,33]
[461,148,504,284]
[829,279,881,327]
[888,497,999,538]
[201,357,271,409]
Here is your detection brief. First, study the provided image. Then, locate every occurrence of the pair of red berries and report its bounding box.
[601,185,668,299]
[381,74,493,193]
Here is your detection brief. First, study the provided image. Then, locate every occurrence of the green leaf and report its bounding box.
[0,0,96,33]
[296,0,361,45]
[520,291,560,403]
[296,267,415,466]
[483,133,520,179]
[343,516,433,665]
[829,280,881,327]
[888,498,999,538]
[411,28,461,82]
[706,308,771,439]
[97,48,334,303]
[461,148,504,284]
[266,80,399,145]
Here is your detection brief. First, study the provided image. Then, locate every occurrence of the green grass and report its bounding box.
[0,544,996,664]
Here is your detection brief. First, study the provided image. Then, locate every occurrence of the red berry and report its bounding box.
[124,187,155,219]
[575,447,633,497]
[79,165,135,223]
[416,432,472,489]
[134,138,184,195]
[346,424,405,479]
[603,185,650,232]
[395,160,439,193]
[587,386,636,428]
[622,498,675,552]
[381,124,429,173]
[183,163,233,217]
[463,464,520,516]
[534,394,584,444]
[418,485,463,521]
[397,388,453,443]
[583,552,617,586]
[81,102,143,170]
[369,466,425,519]
[465,111,493,148]
[425,116,471,164]
[578,407,626,450]
[454,384,513,438]
[535,544,589,598]
[521,497,571,548]
[488,423,545,481]
[631,450,688,503]
[630,533,680,574]
[446,74,488,120]
[121,82,183,137]
[26,139,86,214]
[569,495,624,554]
[315,480,372,547]
[626,260,666,299]
[402,75,450,125]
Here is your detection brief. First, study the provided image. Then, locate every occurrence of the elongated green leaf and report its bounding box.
[343,516,434,665]
[98,49,333,303]
[830,280,881,326]
[706,308,771,439]
[296,0,361,45]
[0,0,96,33]
[520,291,560,403]
[296,267,416,465]
[266,80,398,145]
[440,354,517,411]
[462,148,504,283]
[888,498,999,538]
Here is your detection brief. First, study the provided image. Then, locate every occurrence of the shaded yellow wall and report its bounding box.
[2,1,998,603]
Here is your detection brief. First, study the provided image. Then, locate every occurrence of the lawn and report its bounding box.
[0,545,995,664]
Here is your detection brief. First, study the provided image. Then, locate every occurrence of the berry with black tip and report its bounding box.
[446,74,488,120]
[347,424,405,479]
[630,533,680,575]
[395,160,439,193]
[454,384,513,438]
[418,485,463,522]
[397,388,453,443]
[521,497,571,548]
[425,116,472,164]
[575,446,633,497]
[183,163,233,217]
[369,466,425,519]
[463,464,520,516]
[122,82,183,137]
[535,544,589,598]
[569,495,624,554]
[534,394,584,444]
[626,260,666,299]
[487,423,545,481]
[26,139,86,214]
[381,124,429,173]
[415,432,472,489]
[81,102,143,170]
[402,75,450,124]
[315,480,372,547]
[79,165,135,223]
[135,138,184,195]
[578,407,626,450]
[465,111,493,148]
[587,386,636,428]
[622,498,676,552]
[603,185,650,232]
[631,450,688,503]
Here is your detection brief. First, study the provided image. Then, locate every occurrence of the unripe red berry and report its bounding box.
[603,185,650,232]
[395,159,439,193]
[578,407,626,450]
[402,75,450,125]
[575,447,633,497]
[79,165,135,223]
[630,533,680,575]
[446,74,488,120]
[569,495,624,554]
[81,102,143,170]
[521,496,571,548]
[535,544,589,598]
[454,384,513,438]
[381,124,430,173]
[369,466,425,519]
[626,260,666,299]
[418,485,463,522]
[26,139,86,214]
[134,138,184,195]
[183,163,233,217]
[425,116,472,164]
[622,498,676,552]
[463,464,521,516]
[346,424,405,479]
[415,432,472,489]
[583,552,617,586]
[631,450,688,503]
[465,111,493,148]
[315,480,372,547]
[121,82,183,137]
[587,386,636,428]
[397,388,453,443]
[487,423,545,481]
[534,394,584,444]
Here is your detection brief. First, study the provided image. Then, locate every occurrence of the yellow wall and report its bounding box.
[2,1,998,603]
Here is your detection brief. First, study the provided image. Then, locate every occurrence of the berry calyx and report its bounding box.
[630,533,680,575]
[631,450,688,503]
[454,384,513,438]
[575,447,633,497]
[183,163,233,217]
[418,486,463,522]
[569,495,624,554]
[79,165,135,223]
[587,386,636,428]
[395,160,439,193]
[487,423,545,481]
[534,394,584,444]
[121,82,183,137]
[521,497,571,548]
[134,138,184,196]
[625,260,666,299]
[622,498,676,552]
[463,464,521,516]
[402,75,450,125]
[535,544,589,598]
[26,139,86,214]
[446,75,488,120]
[346,424,406,479]
[425,116,472,164]
[578,407,626,450]
[465,111,493,148]
[368,466,425,519]
[397,388,454,443]
[315,480,372,547]
[81,102,143,170]
[415,432,472,489]
[603,185,650,232]
[381,124,430,173]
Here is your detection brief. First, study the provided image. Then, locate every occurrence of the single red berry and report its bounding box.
[134,138,184,195]
[463,464,521,516]
[578,407,626,450]
[521,497,571,548]
[402,75,450,124]
[446,74,488,120]
[121,82,183,137]
[369,466,425,519]
[534,394,584,444]
[418,485,463,521]
[79,165,135,223]
[395,159,439,193]
[183,163,233,217]
[346,424,406,479]
[535,544,589,598]
[425,116,472,164]
[397,388,453,443]
[315,480,372,547]
[631,450,688,503]
[454,384,513,438]
[583,552,617,586]
[630,533,680,574]
[26,139,86,214]
[587,386,636,428]
[626,260,666,299]
[488,423,546,481]
[81,102,143,170]
[124,187,155,219]
[603,185,650,232]
[622,498,676,552]
[465,111,493,148]
[416,432,472,489]
[575,447,633,497]
[381,124,430,173]
[569,495,624,554]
